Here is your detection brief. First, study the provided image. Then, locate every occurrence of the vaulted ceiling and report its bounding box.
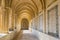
[5,0,46,21]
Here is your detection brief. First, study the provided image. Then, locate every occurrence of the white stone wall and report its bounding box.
[31,0,60,40]
[31,28,59,40]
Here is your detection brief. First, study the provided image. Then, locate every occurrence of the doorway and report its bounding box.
[21,18,29,30]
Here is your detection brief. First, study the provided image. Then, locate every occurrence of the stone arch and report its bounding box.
[21,18,29,30]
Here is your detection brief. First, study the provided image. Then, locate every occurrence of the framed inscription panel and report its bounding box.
[47,5,59,37]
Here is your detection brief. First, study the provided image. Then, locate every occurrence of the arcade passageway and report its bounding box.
[0,0,60,40]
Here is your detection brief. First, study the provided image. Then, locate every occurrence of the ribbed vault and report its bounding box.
[11,0,44,20]
[5,0,46,20]
[4,0,46,30]
[0,0,47,32]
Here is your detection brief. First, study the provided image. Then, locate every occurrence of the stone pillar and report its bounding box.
[0,0,6,33]
[58,0,60,38]
[0,7,3,33]
[2,7,10,33]
[11,11,15,31]
[43,10,46,33]
[8,8,13,31]
[1,0,5,7]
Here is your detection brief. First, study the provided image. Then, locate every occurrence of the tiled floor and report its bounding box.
[16,30,39,40]
[20,33,39,40]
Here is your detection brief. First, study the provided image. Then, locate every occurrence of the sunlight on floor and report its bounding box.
[23,30,31,34]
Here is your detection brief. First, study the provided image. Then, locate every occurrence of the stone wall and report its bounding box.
[30,0,60,40]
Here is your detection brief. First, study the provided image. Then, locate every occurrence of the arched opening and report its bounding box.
[21,18,29,30]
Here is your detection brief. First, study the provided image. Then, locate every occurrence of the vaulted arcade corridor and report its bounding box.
[0,0,60,40]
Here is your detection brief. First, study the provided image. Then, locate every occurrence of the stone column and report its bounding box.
[58,0,60,38]
[8,8,13,31]
[43,10,46,33]
[3,8,9,33]
[0,0,6,33]
[0,1,2,32]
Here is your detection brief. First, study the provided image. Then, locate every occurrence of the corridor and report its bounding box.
[0,0,60,40]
